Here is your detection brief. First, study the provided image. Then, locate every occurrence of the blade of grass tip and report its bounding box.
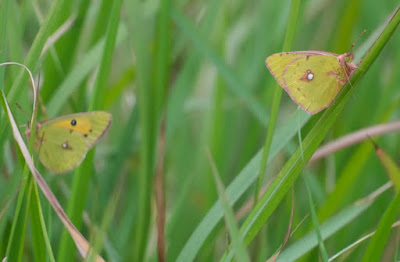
[224,6,400,260]
[0,90,105,261]
[253,0,301,206]
[373,141,400,191]
[206,149,251,262]
[303,174,329,261]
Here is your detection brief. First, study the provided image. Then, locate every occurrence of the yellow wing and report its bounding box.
[35,111,112,173]
[36,126,88,173]
[266,52,349,114]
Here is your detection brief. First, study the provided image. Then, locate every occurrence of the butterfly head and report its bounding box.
[338,53,357,76]
[25,122,42,140]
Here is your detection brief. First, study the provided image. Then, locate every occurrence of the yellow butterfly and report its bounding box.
[26,111,112,174]
[266,51,357,114]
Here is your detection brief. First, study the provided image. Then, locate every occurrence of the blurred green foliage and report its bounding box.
[0,0,399,261]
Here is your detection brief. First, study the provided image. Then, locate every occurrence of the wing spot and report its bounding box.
[61,141,72,150]
[71,119,77,126]
[84,134,88,137]
[299,70,314,82]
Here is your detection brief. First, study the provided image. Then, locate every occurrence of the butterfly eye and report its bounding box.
[71,119,77,126]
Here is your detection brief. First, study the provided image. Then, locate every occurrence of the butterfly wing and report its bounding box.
[36,126,88,173]
[36,111,112,173]
[266,52,350,114]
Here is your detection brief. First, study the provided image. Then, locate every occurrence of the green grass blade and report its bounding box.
[277,197,372,261]
[126,0,161,260]
[46,25,127,116]
[375,144,400,191]
[254,0,301,205]
[56,0,123,260]
[6,178,32,262]
[361,191,400,261]
[208,151,251,262]
[30,181,55,262]
[361,145,400,261]
[89,0,123,111]
[223,5,400,259]
[176,110,309,262]
[304,174,329,261]
[171,6,268,126]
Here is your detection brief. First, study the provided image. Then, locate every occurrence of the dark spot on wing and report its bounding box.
[71,119,77,126]
[84,134,88,138]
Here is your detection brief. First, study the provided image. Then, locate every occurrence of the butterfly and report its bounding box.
[26,111,112,174]
[265,51,357,114]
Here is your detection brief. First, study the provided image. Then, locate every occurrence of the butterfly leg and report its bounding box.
[37,131,46,158]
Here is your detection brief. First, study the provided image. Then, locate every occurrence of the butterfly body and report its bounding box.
[266,51,357,114]
[26,111,112,174]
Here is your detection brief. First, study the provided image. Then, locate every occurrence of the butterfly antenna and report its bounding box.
[348,30,366,53]
[16,103,29,118]
[16,103,32,128]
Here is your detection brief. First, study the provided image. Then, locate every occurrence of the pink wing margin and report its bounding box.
[265,51,357,114]
[265,51,357,86]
